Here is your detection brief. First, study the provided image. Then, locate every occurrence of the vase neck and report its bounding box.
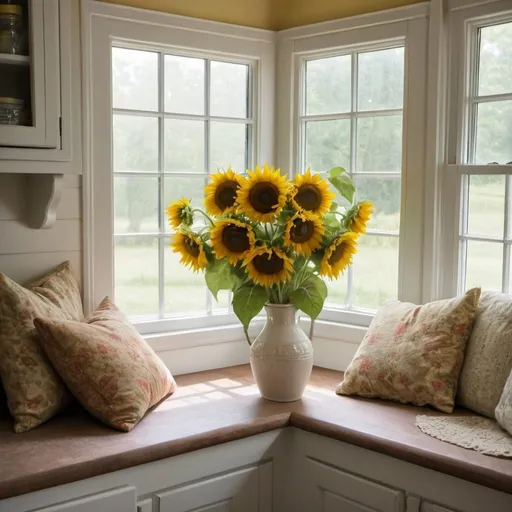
[264,304,298,325]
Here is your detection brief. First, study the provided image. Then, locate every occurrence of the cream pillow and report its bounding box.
[337,289,481,413]
[457,291,512,418]
[496,370,512,435]
[34,297,176,432]
[0,262,83,433]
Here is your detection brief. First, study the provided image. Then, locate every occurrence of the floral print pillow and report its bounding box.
[34,297,176,432]
[0,262,83,433]
[336,288,481,413]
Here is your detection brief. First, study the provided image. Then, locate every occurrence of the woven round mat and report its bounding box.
[416,415,512,458]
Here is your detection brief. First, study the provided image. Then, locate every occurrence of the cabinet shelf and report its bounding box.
[0,53,30,66]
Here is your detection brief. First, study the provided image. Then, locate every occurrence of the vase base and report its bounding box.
[260,395,303,403]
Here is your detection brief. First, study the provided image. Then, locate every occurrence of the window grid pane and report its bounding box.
[112,46,253,320]
[301,45,404,311]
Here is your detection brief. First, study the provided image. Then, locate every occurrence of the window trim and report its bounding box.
[441,0,512,299]
[82,0,276,335]
[278,10,429,324]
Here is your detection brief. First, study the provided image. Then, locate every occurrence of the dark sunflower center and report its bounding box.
[296,184,322,211]
[290,219,314,244]
[328,243,346,265]
[252,253,284,275]
[215,181,239,210]
[184,237,200,258]
[249,182,279,214]
[222,225,251,253]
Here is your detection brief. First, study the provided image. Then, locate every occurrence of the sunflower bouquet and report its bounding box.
[166,165,372,343]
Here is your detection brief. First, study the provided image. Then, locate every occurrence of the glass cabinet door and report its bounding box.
[0,0,60,149]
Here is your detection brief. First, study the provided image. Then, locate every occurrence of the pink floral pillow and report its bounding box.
[34,297,176,432]
[0,262,82,433]
[336,289,481,413]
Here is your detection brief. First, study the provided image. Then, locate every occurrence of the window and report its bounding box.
[452,13,512,295]
[111,46,253,323]
[299,46,405,312]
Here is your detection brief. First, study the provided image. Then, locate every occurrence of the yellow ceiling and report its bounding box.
[100,0,425,31]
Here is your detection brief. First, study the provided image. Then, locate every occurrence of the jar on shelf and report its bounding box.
[0,96,24,125]
[0,4,24,55]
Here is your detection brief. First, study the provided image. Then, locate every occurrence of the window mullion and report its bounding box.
[503,176,511,293]
[158,51,166,319]
[205,58,213,315]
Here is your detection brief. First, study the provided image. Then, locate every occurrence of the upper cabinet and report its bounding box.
[0,0,82,174]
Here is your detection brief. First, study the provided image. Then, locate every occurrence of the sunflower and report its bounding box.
[210,218,255,264]
[348,200,374,234]
[284,211,325,256]
[319,232,358,279]
[236,164,289,223]
[171,232,208,273]
[291,169,336,216]
[165,197,193,229]
[244,246,293,287]
[204,168,246,216]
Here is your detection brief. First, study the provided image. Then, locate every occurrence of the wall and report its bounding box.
[100,0,425,30]
[0,175,82,286]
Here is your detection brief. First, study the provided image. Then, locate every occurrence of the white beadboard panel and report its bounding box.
[0,175,25,221]
[0,251,82,285]
[58,187,81,219]
[0,176,81,221]
[313,338,358,372]
[0,219,81,254]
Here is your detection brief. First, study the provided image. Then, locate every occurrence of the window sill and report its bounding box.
[145,317,367,353]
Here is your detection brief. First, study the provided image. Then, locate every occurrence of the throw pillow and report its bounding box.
[33,297,176,432]
[496,369,512,435]
[336,288,481,413]
[0,262,83,433]
[457,291,512,418]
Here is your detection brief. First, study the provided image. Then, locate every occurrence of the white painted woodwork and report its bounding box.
[157,466,259,512]
[305,457,404,512]
[422,504,458,512]
[0,0,82,172]
[26,174,64,229]
[0,0,59,149]
[137,498,152,512]
[1,429,511,512]
[32,486,137,512]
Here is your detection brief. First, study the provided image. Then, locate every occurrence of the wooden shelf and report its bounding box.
[0,53,30,66]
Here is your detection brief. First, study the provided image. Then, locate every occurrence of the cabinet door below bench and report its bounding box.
[157,466,259,512]
[32,486,137,512]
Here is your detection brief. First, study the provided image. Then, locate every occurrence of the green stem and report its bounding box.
[192,208,215,226]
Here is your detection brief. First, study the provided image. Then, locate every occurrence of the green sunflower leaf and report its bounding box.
[289,274,328,320]
[329,201,339,213]
[232,283,268,333]
[205,259,238,301]
[329,167,346,179]
[329,170,355,205]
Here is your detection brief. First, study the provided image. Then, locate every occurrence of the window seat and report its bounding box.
[0,365,511,501]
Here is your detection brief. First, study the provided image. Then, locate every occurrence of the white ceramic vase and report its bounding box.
[250,304,313,402]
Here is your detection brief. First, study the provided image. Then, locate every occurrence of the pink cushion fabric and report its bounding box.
[34,297,176,432]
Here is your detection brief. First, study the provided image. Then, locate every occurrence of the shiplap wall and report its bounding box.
[0,174,82,285]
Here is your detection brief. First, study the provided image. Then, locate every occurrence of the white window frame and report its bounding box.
[441,0,512,299]
[82,1,276,341]
[277,5,429,328]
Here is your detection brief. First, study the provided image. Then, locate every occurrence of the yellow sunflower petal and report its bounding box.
[210,218,255,264]
[284,211,325,256]
[319,232,358,280]
[236,164,289,223]
[244,246,293,287]
[165,197,191,230]
[291,168,336,216]
[171,232,208,273]
[349,200,374,234]
[204,168,246,216]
